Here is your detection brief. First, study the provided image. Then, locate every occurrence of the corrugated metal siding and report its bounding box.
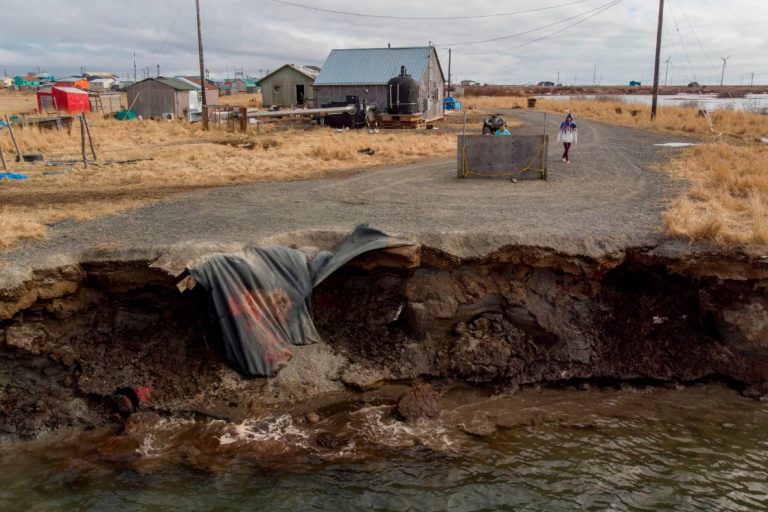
[314,47,435,86]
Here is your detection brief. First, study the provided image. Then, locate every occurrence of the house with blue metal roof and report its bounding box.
[314,46,445,121]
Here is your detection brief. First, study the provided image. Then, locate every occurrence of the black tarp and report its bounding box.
[189,225,413,377]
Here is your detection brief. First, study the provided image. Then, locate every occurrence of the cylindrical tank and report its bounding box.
[387,66,419,115]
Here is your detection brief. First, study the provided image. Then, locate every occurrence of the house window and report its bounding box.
[273,84,281,93]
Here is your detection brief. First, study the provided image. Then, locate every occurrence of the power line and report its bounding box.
[158,0,187,54]
[666,1,699,82]
[457,0,625,55]
[671,0,719,83]
[270,0,592,20]
[437,0,623,47]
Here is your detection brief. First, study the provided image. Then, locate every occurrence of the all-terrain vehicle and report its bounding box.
[482,114,506,135]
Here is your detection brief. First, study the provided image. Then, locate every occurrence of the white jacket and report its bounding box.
[557,124,577,144]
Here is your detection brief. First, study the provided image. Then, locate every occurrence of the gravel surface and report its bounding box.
[0,111,693,286]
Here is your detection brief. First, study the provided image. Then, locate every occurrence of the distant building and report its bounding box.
[177,76,220,105]
[14,75,41,88]
[89,78,117,92]
[629,80,642,87]
[84,72,119,80]
[36,86,91,114]
[0,77,13,88]
[126,77,200,120]
[222,78,249,95]
[313,46,445,121]
[537,81,555,87]
[460,80,479,87]
[260,64,319,107]
[35,72,54,82]
[687,81,701,88]
[56,77,90,90]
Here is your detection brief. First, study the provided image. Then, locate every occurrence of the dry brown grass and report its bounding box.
[0,90,39,115]
[0,114,454,248]
[218,91,263,108]
[663,143,768,250]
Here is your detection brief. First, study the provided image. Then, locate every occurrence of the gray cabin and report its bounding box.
[314,47,445,121]
[260,64,319,107]
[126,77,201,120]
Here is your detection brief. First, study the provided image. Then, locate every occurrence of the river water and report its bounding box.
[542,93,768,112]
[1,385,767,511]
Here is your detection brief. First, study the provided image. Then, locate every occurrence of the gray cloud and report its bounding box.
[0,0,765,86]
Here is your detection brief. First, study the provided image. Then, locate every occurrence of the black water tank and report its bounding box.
[387,66,419,115]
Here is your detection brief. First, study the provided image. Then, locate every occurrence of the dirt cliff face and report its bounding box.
[1,247,767,444]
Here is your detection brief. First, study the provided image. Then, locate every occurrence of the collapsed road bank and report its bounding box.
[1,232,767,446]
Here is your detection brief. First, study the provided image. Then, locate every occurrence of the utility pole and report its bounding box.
[664,56,671,87]
[751,72,755,87]
[651,0,664,121]
[719,56,730,87]
[447,48,452,93]
[157,64,160,77]
[196,0,208,108]
[133,53,137,82]
[593,64,597,85]
[557,71,560,86]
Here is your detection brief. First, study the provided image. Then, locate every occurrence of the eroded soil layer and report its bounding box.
[1,248,767,444]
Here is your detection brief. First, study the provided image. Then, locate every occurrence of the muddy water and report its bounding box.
[1,385,767,511]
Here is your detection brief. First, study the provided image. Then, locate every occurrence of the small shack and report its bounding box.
[126,77,200,120]
[260,64,319,107]
[36,86,91,114]
[314,47,445,121]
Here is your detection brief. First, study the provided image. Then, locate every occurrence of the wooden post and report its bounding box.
[4,115,22,161]
[79,115,88,168]
[195,0,208,115]
[0,138,7,171]
[52,97,62,131]
[82,113,97,160]
[650,0,664,121]
[202,105,209,131]
[239,107,248,132]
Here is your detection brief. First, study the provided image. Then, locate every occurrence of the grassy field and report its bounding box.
[0,90,454,248]
[663,143,768,248]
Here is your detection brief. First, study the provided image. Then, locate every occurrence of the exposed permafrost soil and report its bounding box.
[1,245,767,445]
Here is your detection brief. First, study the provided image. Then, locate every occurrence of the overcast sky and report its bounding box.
[1,0,766,85]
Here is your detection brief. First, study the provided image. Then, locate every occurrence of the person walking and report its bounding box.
[557,113,577,163]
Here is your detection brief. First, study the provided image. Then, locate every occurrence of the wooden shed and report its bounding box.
[314,47,445,121]
[126,77,200,120]
[260,64,319,107]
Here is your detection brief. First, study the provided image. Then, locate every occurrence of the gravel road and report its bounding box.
[0,111,693,285]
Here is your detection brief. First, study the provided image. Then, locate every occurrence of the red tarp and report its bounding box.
[37,86,90,114]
